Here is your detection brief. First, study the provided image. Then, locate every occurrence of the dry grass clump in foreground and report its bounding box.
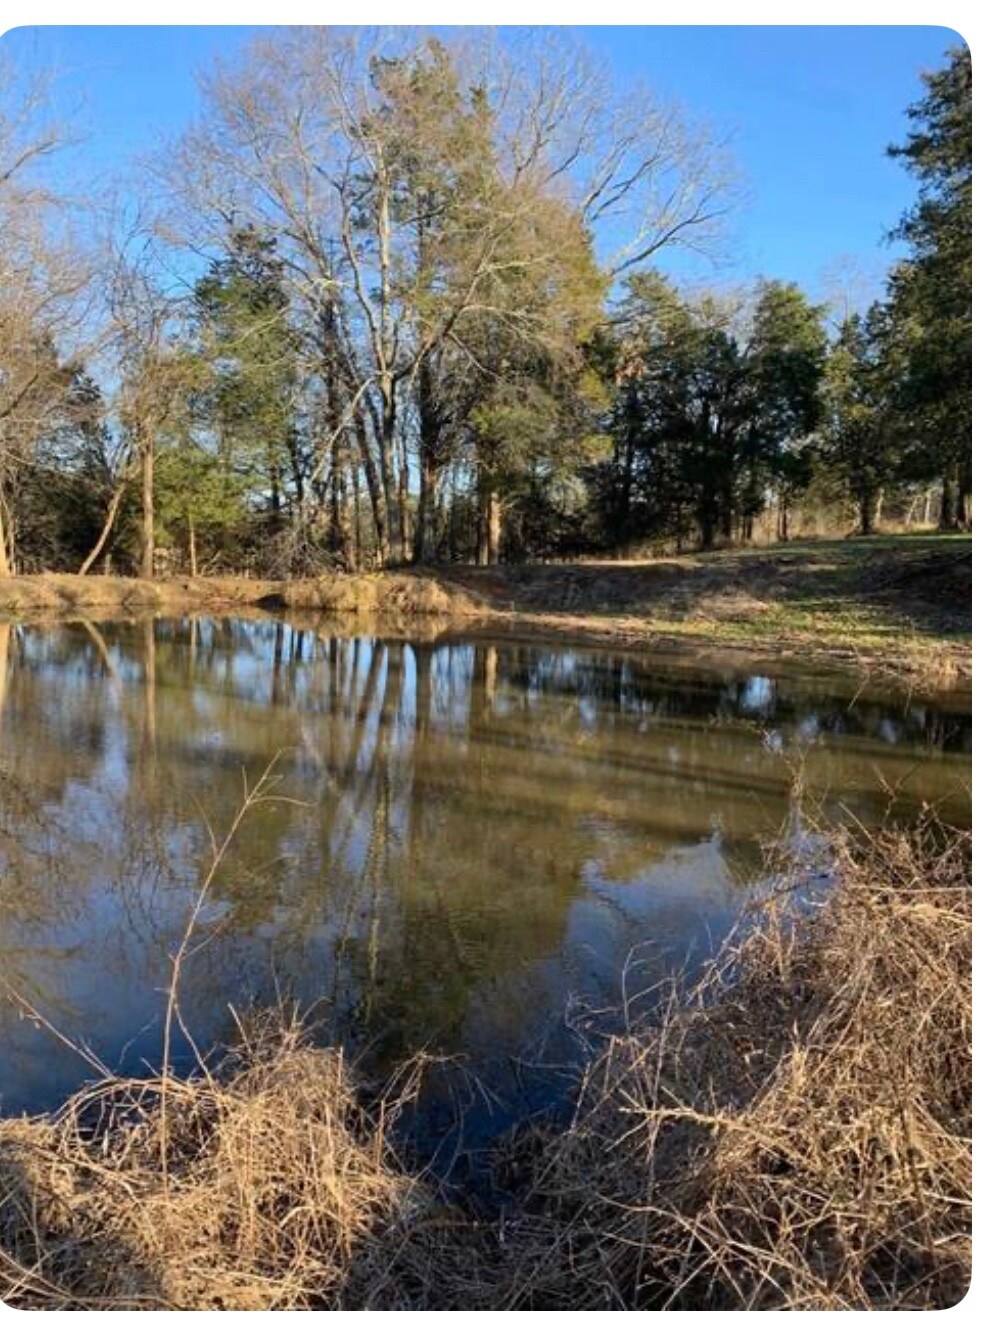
[0,821,971,1310]
[500,821,971,1309]
[0,1015,434,1310]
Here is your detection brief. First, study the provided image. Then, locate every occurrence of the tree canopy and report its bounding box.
[0,35,970,577]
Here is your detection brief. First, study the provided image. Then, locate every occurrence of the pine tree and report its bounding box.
[886,45,971,527]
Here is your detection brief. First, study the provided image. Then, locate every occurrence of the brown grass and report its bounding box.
[0,821,971,1310]
[0,1014,426,1310]
[500,820,972,1309]
[0,534,971,689]
[0,571,484,622]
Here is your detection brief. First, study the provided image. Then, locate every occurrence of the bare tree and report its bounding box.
[0,56,90,575]
[103,222,196,579]
[152,27,730,567]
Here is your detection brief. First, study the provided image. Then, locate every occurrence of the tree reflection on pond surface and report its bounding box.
[0,617,970,1134]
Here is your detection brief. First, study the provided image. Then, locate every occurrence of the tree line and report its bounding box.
[0,32,970,579]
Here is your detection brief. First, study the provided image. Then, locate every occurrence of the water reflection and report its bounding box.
[0,617,971,1122]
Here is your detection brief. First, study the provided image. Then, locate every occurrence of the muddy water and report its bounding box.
[0,617,970,1128]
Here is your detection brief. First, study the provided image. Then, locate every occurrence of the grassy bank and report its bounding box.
[0,821,970,1310]
[0,534,971,687]
[0,569,485,622]
[444,533,972,687]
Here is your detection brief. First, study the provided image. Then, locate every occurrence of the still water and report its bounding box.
[0,616,971,1127]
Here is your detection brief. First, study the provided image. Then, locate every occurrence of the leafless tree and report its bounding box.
[0,56,91,575]
[153,27,731,566]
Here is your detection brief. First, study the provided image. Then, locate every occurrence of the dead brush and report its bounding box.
[0,1012,428,1310]
[0,758,430,1311]
[498,818,971,1310]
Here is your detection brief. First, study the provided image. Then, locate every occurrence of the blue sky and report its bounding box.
[2,24,964,303]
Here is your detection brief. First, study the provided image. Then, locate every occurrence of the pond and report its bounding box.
[0,616,971,1141]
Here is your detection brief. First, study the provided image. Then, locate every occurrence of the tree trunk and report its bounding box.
[617,385,639,532]
[79,474,129,575]
[778,497,790,543]
[379,379,403,565]
[414,357,441,564]
[287,432,305,516]
[352,461,363,569]
[269,462,282,524]
[957,458,971,529]
[720,475,734,542]
[858,489,876,536]
[939,465,958,530]
[329,432,356,571]
[0,496,10,578]
[187,513,198,577]
[354,411,388,566]
[398,446,411,564]
[414,450,438,564]
[486,487,502,565]
[140,430,155,580]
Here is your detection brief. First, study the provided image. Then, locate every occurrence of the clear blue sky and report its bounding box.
[2,24,965,302]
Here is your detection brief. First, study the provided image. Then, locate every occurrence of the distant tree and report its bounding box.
[17,371,122,572]
[602,275,825,551]
[107,237,198,579]
[159,28,728,567]
[819,307,904,535]
[742,281,826,540]
[192,227,304,529]
[154,442,245,576]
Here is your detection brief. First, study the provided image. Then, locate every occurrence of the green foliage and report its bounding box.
[155,444,245,543]
[3,38,971,573]
[818,308,906,532]
[192,227,303,516]
[884,44,971,521]
[598,274,827,550]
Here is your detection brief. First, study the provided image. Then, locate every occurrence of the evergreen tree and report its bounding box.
[603,275,826,551]
[819,308,903,535]
[886,44,971,527]
[193,227,304,526]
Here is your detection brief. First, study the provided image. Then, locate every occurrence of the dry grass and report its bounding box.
[500,820,972,1309]
[442,535,972,686]
[0,821,971,1310]
[0,535,971,689]
[0,1014,428,1310]
[0,571,483,622]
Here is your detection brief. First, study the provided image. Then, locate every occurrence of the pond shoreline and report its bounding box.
[0,534,971,692]
[0,820,970,1310]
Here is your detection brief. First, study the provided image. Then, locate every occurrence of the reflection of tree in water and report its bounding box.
[0,618,971,1115]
